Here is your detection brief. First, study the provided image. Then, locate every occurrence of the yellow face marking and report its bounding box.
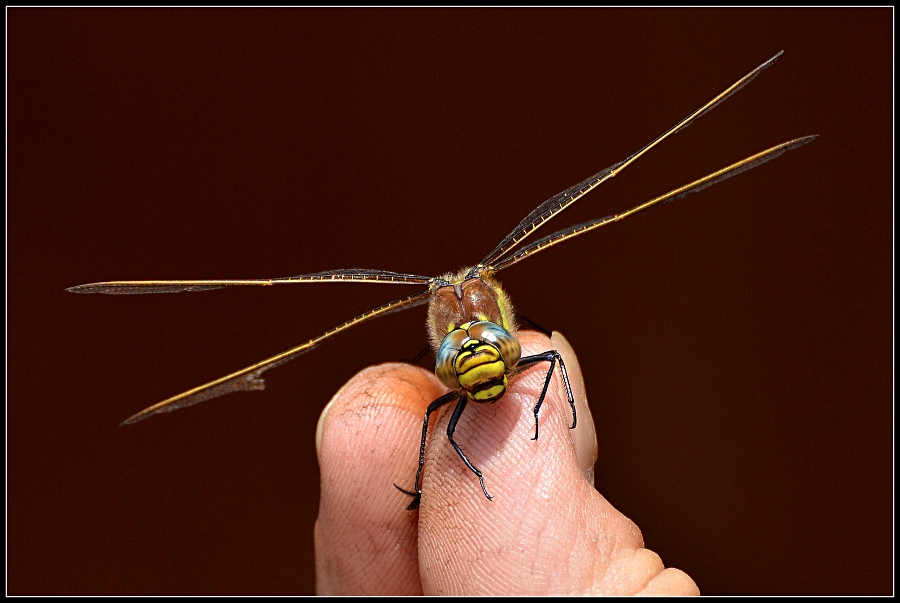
[471,382,507,402]
[455,346,501,375]
[457,360,506,389]
[454,348,472,366]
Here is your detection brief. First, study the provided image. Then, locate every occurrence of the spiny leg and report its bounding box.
[516,314,552,336]
[407,342,433,366]
[446,395,493,502]
[516,351,576,440]
[394,390,458,510]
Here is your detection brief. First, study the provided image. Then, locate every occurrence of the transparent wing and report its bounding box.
[479,51,784,267]
[491,136,817,273]
[119,289,432,425]
[67,268,434,294]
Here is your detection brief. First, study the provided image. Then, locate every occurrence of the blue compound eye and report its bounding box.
[435,329,469,389]
[466,321,521,369]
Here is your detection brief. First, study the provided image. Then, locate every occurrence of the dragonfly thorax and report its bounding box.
[427,271,517,349]
[435,321,521,402]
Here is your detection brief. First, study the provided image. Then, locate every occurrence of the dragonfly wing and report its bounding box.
[67,268,433,294]
[119,289,432,425]
[480,51,784,266]
[492,136,817,273]
[478,161,623,266]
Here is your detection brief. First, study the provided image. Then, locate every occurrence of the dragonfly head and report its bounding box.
[435,321,521,402]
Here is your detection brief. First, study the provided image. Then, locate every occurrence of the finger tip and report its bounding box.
[316,362,443,455]
[316,362,447,513]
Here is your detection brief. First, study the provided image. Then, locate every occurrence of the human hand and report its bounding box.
[314,330,699,595]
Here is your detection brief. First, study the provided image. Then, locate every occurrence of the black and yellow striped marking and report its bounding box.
[456,341,508,402]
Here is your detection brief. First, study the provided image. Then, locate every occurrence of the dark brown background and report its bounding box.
[8,8,891,596]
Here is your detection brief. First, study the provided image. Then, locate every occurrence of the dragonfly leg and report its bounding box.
[407,342,433,366]
[394,390,458,510]
[515,314,552,336]
[446,395,493,502]
[516,351,576,440]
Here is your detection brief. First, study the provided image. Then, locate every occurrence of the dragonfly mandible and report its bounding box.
[68,51,816,508]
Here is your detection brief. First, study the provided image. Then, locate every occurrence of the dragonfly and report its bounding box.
[68,52,815,509]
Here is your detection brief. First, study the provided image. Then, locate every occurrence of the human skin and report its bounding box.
[314,330,699,595]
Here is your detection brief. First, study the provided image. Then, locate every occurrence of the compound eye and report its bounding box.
[435,329,469,389]
[466,321,521,369]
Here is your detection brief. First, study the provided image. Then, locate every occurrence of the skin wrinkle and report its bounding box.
[579,495,633,585]
[554,503,599,592]
[616,549,665,595]
[638,567,699,595]
[601,546,629,593]
[442,377,564,507]
[436,486,548,577]
[631,549,666,594]
[522,506,555,590]
[595,531,659,595]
